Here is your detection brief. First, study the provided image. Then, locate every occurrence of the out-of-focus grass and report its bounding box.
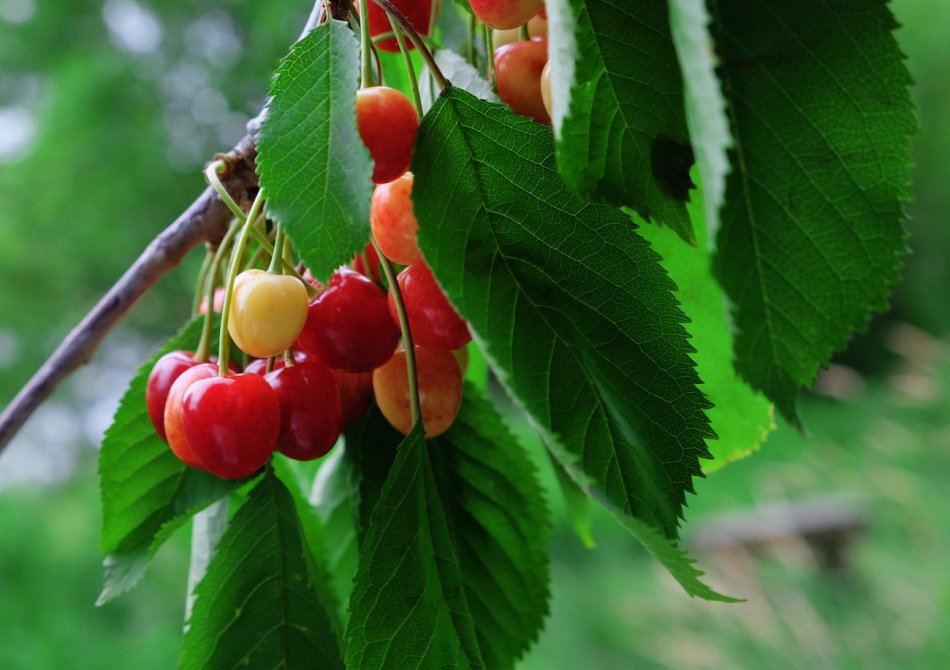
[0,335,947,669]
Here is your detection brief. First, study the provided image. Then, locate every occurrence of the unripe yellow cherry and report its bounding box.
[540,61,552,119]
[228,269,309,358]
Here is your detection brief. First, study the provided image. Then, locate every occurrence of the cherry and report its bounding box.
[228,269,309,359]
[164,363,218,468]
[198,287,226,315]
[356,86,419,184]
[365,0,438,53]
[492,12,547,48]
[389,262,471,350]
[147,352,237,442]
[540,61,552,119]
[470,0,544,29]
[182,373,280,479]
[244,351,308,376]
[374,345,462,437]
[352,242,381,283]
[494,36,550,124]
[296,267,400,372]
[371,172,423,266]
[332,369,375,426]
[265,361,342,461]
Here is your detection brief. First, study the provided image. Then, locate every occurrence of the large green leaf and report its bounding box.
[181,471,343,670]
[708,0,915,423]
[257,19,373,280]
[546,0,694,241]
[411,88,725,599]
[638,195,774,471]
[97,316,245,605]
[346,388,552,669]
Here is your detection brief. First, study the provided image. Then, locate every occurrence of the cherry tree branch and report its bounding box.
[0,0,350,455]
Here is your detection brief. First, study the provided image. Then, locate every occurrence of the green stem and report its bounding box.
[268,224,285,274]
[371,0,448,90]
[218,189,267,376]
[371,236,420,427]
[519,23,529,41]
[467,11,476,65]
[195,220,241,362]
[359,0,373,87]
[484,24,495,84]
[246,227,316,296]
[191,250,213,318]
[389,17,423,116]
[204,161,246,222]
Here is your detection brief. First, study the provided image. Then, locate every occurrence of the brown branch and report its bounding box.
[0,0,339,455]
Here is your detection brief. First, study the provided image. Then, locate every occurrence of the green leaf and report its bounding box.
[546,0,695,241]
[411,88,726,599]
[708,0,915,423]
[637,195,774,471]
[181,471,343,670]
[547,449,595,549]
[346,389,551,669]
[412,88,710,539]
[668,0,732,236]
[258,19,373,280]
[97,316,245,605]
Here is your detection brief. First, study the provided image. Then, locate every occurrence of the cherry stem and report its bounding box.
[204,161,246,222]
[268,223,285,274]
[389,16,423,116]
[246,227,316,297]
[519,23,529,41]
[358,0,374,88]
[218,189,267,376]
[371,237,421,428]
[484,24,495,84]
[191,250,214,317]
[195,219,241,362]
[370,0,448,91]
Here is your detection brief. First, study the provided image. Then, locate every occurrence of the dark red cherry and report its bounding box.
[164,363,218,468]
[182,373,280,479]
[356,86,419,184]
[365,0,438,53]
[296,267,400,372]
[265,362,342,461]
[389,262,471,350]
[331,369,375,426]
[148,351,237,442]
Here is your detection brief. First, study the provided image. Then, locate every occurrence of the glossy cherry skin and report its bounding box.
[356,86,419,184]
[228,269,309,359]
[389,262,471,350]
[494,37,550,124]
[492,13,547,48]
[331,369,375,426]
[148,352,236,442]
[470,0,544,29]
[540,60,552,119]
[371,173,423,265]
[366,0,438,52]
[265,361,342,461]
[373,345,462,437]
[296,267,401,372]
[164,363,219,468]
[182,373,280,479]
[352,242,381,283]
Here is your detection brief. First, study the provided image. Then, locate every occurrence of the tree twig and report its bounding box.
[0,0,344,455]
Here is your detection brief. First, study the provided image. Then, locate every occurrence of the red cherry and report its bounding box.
[295,267,400,372]
[198,287,226,315]
[265,362,342,461]
[164,363,218,468]
[470,0,544,29]
[365,0,438,53]
[494,37,550,124]
[331,369,375,426]
[147,350,200,442]
[182,373,280,479]
[352,242,381,283]
[389,263,471,350]
[373,345,462,437]
[244,351,308,376]
[371,172,423,266]
[356,86,419,184]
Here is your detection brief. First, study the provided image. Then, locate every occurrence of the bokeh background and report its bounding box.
[1,1,948,667]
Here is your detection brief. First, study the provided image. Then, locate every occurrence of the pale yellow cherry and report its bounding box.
[540,61,552,119]
[228,269,309,358]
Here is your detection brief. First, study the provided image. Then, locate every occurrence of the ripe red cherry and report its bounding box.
[148,352,237,442]
[331,369,375,426]
[373,345,462,437]
[470,0,544,29]
[389,262,471,350]
[164,363,218,468]
[182,373,280,479]
[365,0,438,53]
[296,267,400,372]
[494,37,550,124]
[352,242,381,283]
[371,172,423,266]
[265,362,342,461]
[356,86,419,184]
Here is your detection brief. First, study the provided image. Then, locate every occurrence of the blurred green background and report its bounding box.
[1,1,948,668]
